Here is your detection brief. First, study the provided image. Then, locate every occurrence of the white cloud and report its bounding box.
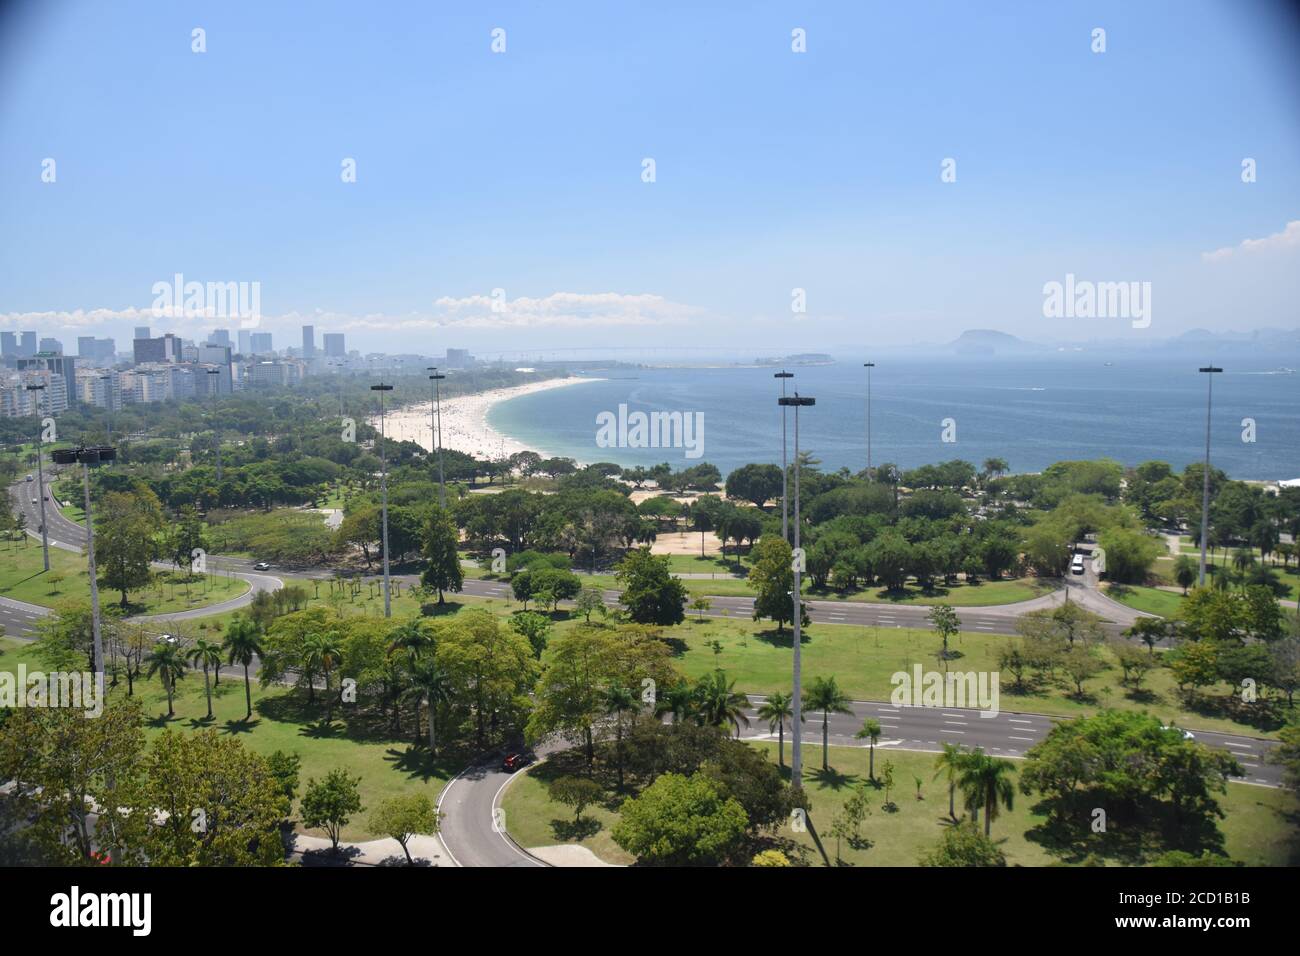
[1201,219,1300,262]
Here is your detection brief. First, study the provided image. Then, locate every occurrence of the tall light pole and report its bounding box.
[25,383,50,572]
[863,362,875,478]
[330,361,346,417]
[371,382,394,617]
[53,445,116,861]
[427,367,447,509]
[779,393,814,786]
[774,371,793,540]
[1198,365,1222,586]
[98,374,114,443]
[206,369,223,482]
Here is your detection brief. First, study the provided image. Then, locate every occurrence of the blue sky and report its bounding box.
[1,0,1297,356]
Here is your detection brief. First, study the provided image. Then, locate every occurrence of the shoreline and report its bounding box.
[375,375,601,461]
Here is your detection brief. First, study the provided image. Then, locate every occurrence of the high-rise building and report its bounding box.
[197,344,233,394]
[323,333,346,357]
[1,332,16,357]
[207,329,231,348]
[133,334,180,364]
[445,348,473,368]
[302,325,315,358]
[237,329,252,356]
[19,331,37,357]
[249,332,273,354]
[16,354,76,408]
[134,326,151,340]
[39,338,62,354]
[78,336,117,363]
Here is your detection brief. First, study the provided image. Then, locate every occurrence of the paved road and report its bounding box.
[738,696,1282,788]
[437,751,552,868]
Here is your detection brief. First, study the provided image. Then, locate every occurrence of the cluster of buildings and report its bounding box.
[0,324,475,418]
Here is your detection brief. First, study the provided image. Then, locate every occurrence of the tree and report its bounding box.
[615,548,686,625]
[404,655,451,753]
[919,821,1006,867]
[95,489,164,607]
[690,596,712,621]
[435,609,538,751]
[300,768,364,852]
[611,772,748,866]
[509,610,553,658]
[928,603,960,664]
[1097,527,1162,584]
[420,506,464,603]
[265,750,302,819]
[549,775,604,824]
[757,691,800,767]
[933,743,967,820]
[1270,725,1300,795]
[1173,554,1197,594]
[144,640,187,718]
[856,717,883,780]
[747,535,806,632]
[574,587,606,623]
[368,794,438,865]
[140,730,285,866]
[1125,616,1170,656]
[692,670,751,737]
[725,463,784,509]
[804,675,852,771]
[957,750,1016,836]
[603,682,638,790]
[223,616,264,721]
[1060,645,1104,698]
[303,630,344,723]
[186,638,223,721]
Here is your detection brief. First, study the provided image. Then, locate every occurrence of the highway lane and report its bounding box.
[738,696,1283,788]
[437,754,549,868]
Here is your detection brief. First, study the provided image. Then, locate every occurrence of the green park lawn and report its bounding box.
[0,537,248,615]
[0,637,453,842]
[503,741,1299,867]
[642,615,1292,738]
[1106,583,1186,617]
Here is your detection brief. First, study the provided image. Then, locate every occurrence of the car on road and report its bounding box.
[25,474,33,482]
[1162,724,1195,740]
[30,498,37,505]
[253,562,271,571]
[1070,555,1085,575]
[502,752,532,772]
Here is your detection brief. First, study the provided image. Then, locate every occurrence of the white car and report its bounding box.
[25,474,33,482]
[1162,725,1195,741]
[253,562,271,571]
[1070,555,1085,575]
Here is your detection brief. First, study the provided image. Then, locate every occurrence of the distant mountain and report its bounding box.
[945,329,1049,356]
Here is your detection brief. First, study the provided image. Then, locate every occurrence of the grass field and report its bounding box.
[1106,583,1186,617]
[503,741,1299,867]
[0,636,454,842]
[0,537,248,615]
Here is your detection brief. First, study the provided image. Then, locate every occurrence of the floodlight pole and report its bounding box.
[371,383,394,617]
[25,384,50,571]
[1198,366,1222,586]
[779,393,815,785]
[427,368,447,509]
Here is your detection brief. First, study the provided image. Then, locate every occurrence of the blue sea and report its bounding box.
[488,358,1300,480]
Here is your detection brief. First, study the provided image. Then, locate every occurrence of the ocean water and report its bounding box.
[487,358,1300,480]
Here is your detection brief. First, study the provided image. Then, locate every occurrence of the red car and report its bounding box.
[502,752,532,772]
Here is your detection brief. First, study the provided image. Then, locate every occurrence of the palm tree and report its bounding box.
[654,681,695,724]
[186,638,223,720]
[1172,554,1197,595]
[388,618,432,662]
[145,641,187,718]
[223,616,263,721]
[757,691,802,768]
[402,655,450,753]
[303,631,344,723]
[803,675,852,771]
[855,718,883,780]
[957,749,1017,837]
[602,683,638,790]
[933,742,968,820]
[692,670,750,737]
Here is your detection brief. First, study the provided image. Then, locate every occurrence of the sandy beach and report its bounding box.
[374,375,600,461]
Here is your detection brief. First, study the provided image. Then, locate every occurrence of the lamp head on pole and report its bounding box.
[778,395,815,408]
[773,370,793,380]
[1198,366,1223,374]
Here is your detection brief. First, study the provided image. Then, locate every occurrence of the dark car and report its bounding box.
[502,752,532,772]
